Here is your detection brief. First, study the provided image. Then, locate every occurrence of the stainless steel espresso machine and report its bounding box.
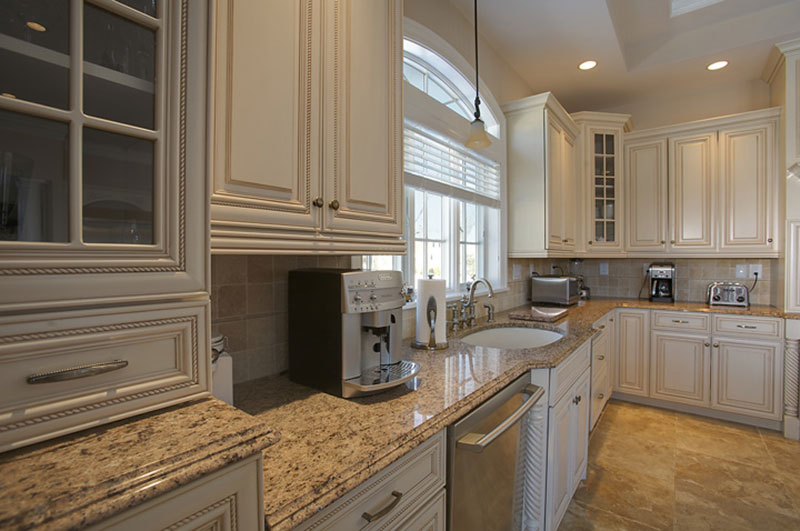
[647,263,676,302]
[288,269,420,398]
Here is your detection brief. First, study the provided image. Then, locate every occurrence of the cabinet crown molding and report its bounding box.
[502,91,578,137]
[624,107,781,142]
[571,111,633,133]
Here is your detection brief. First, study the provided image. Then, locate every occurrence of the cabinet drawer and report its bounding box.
[298,430,446,531]
[0,301,209,452]
[591,328,610,380]
[398,489,446,531]
[90,453,263,530]
[652,311,710,333]
[712,315,783,340]
[591,365,609,430]
[550,339,591,406]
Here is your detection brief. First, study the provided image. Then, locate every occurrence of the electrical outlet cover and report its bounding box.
[512,263,522,281]
[749,264,763,279]
[735,264,747,279]
[600,263,609,276]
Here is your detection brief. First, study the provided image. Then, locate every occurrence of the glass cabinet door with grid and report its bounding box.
[0,0,210,452]
[572,113,631,255]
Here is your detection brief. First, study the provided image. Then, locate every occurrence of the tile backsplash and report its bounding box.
[213,255,776,385]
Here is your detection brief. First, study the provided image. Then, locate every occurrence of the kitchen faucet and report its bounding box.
[448,278,495,331]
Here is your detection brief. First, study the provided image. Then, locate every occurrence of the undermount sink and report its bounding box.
[460,326,564,349]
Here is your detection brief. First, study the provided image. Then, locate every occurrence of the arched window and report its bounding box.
[365,20,507,298]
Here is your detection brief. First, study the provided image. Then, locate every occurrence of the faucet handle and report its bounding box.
[483,302,495,323]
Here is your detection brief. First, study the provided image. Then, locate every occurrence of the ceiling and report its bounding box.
[449,0,800,112]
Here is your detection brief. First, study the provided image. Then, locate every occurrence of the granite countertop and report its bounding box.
[234,297,790,530]
[0,397,279,530]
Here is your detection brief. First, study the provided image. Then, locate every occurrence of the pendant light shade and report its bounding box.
[465,0,491,149]
[465,118,491,149]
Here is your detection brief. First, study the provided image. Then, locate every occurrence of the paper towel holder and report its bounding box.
[411,288,449,351]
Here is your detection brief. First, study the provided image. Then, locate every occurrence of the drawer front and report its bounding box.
[550,339,591,406]
[398,489,446,531]
[591,364,609,430]
[0,301,209,452]
[652,311,710,333]
[712,314,783,340]
[91,454,263,530]
[298,430,446,531]
[591,328,610,380]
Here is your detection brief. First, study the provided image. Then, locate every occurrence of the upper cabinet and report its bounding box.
[624,108,780,257]
[211,0,404,254]
[573,112,632,256]
[0,0,211,451]
[504,92,579,257]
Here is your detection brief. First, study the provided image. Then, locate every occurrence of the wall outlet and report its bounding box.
[735,264,747,279]
[749,264,763,279]
[512,263,522,281]
[600,262,609,276]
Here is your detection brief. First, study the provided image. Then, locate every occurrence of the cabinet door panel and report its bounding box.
[562,132,577,250]
[625,140,667,251]
[546,117,563,249]
[650,331,709,406]
[323,0,402,236]
[571,371,591,490]
[547,395,572,531]
[719,124,775,251]
[211,0,317,230]
[616,309,650,396]
[669,133,716,250]
[711,339,782,419]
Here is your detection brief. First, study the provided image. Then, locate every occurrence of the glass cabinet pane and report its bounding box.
[0,109,69,242]
[0,0,69,109]
[117,0,158,17]
[606,156,615,176]
[594,133,603,154]
[606,222,615,242]
[82,127,153,244]
[594,156,603,176]
[605,134,614,155]
[83,4,155,129]
[595,221,604,242]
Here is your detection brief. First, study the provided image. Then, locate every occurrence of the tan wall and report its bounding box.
[404,0,532,104]
[598,79,771,130]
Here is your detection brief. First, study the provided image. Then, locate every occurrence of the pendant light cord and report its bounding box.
[473,0,481,121]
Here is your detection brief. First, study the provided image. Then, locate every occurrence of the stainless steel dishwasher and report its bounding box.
[447,373,545,531]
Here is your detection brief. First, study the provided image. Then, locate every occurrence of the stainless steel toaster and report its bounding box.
[531,275,580,306]
[708,281,749,307]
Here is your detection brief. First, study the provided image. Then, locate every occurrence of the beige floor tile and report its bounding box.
[589,424,676,484]
[674,412,770,467]
[759,427,800,471]
[572,463,675,530]
[558,500,660,531]
[673,449,800,530]
[600,401,677,446]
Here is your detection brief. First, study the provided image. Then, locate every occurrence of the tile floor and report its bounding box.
[559,400,800,530]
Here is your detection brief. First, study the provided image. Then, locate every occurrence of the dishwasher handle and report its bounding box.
[456,385,544,453]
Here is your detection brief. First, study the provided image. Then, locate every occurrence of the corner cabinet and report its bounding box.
[624,108,780,257]
[0,1,211,451]
[504,92,579,257]
[210,0,405,254]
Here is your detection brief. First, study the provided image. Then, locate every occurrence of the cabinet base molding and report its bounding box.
[611,392,783,432]
[784,417,800,440]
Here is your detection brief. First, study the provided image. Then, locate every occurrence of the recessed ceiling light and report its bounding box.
[26,21,46,32]
[707,60,728,71]
[578,60,597,71]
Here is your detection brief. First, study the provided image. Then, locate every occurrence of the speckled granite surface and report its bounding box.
[234,297,789,530]
[0,397,279,530]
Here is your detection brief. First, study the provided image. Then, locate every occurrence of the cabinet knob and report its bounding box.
[597,355,605,360]
[329,199,340,210]
[609,317,614,322]
[598,393,604,399]
[660,240,666,244]
[704,342,710,347]
[670,240,676,244]
[563,239,568,243]
[573,395,582,405]
[768,238,773,243]
[312,197,324,208]
[588,241,593,245]
[713,343,719,348]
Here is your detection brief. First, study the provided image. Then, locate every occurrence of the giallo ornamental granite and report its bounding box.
[0,398,279,530]
[233,297,794,530]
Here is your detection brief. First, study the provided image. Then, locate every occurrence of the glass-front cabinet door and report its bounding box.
[591,131,618,248]
[0,0,207,310]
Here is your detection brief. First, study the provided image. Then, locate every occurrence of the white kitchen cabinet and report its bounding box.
[650,331,710,407]
[711,337,783,420]
[0,0,211,452]
[669,132,716,251]
[89,454,264,531]
[573,112,633,255]
[546,368,590,531]
[615,309,650,397]
[211,0,405,254]
[504,92,579,257]
[624,108,780,257]
[625,139,669,252]
[590,314,613,429]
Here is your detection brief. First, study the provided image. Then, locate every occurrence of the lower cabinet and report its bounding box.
[712,337,783,420]
[89,453,264,531]
[296,430,446,531]
[615,309,650,397]
[590,313,613,429]
[650,331,710,407]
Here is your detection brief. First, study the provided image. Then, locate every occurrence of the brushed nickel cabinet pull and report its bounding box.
[312,197,324,208]
[362,491,403,522]
[672,319,689,324]
[329,199,340,210]
[597,355,605,360]
[27,360,129,384]
[736,324,757,329]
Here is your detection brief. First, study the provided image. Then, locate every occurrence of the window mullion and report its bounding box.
[69,0,84,247]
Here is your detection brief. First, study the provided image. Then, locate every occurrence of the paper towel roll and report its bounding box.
[416,278,447,346]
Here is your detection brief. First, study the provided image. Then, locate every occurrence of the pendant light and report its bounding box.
[465,0,491,149]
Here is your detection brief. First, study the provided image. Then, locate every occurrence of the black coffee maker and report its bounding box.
[648,263,675,302]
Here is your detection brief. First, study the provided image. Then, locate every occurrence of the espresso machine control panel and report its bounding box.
[342,270,405,314]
